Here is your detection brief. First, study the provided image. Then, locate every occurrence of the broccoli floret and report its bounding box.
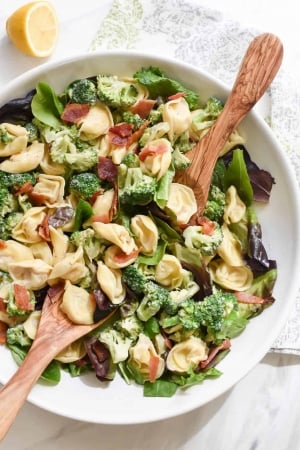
[6,323,32,347]
[183,221,223,256]
[122,111,145,130]
[70,228,104,259]
[0,211,23,240]
[67,78,97,104]
[161,298,201,330]
[114,314,143,340]
[121,152,140,168]
[204,185,226,223]
[24,122,39,142]
[137,280,170,322]
[0,187,18,218]
[118,165,157,206]
[69,172,102,200]
[172,147,191,170]
[173,131,193,154]
[0,171,38,190]
[97,75,138,109]
[3,283,35,317]
[47,127,98,171]
[122,264,148,295]
[192,96,223,133]
[0,128,13,144]
[97,327,134,364]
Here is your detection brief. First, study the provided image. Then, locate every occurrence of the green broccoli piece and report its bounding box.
[70,228,104,259]
[183,222,223,256]
[97,327,134,364]
[118,165,157,206]
[122,264,148,295]
[46,126,98,171]
[192,96,223,132]
[0,187,18,218]
[137,280,170,322]
[69,172,102,200]
[0,128,13,144]
[4,283,35,317]
[6,323,32,347]
[172,147,191,170]
[204,185,226,223]
[121,152,140,168]
[0,211,23,240]
[173,131,193,154]
[97,75,138,109]
[161,298,201,330]
[67,78,97,104]
[114,314,143,340]
[122,111,144,130]
[24,122,39,142]
[0,171,38,190]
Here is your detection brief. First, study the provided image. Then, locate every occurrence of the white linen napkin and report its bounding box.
[89,0,300,354]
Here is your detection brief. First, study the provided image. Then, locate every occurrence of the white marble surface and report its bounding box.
[0,1,300,449]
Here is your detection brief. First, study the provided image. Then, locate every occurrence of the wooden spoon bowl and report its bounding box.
[0,284,114,441]
[176,33,283,213]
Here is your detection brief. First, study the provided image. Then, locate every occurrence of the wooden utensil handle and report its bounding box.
[0,338,55,442]
[184,33,283,211]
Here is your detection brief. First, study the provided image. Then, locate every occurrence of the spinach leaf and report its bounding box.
[133,66,200,110]
[137,239,167,265]
[31,82,64,128]
[144,379,178,397]
[224,148,253,206]
[73,198,93,231]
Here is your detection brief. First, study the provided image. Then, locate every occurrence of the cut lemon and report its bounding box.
[6,1,59,58]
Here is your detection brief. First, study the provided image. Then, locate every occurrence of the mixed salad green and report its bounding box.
[0,66,277,397]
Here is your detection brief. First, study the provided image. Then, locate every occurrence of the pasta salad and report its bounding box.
[0,67,277,397]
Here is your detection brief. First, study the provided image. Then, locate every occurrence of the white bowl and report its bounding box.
[1,50,300,425]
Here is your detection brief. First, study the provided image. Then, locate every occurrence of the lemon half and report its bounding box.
[6,1,59,58]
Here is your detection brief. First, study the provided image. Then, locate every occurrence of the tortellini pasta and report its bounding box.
[0,141,44,172]
[32,174,65,207]
[128,333,165,381]
[8,259,52,290]
[217,224,244,267]
[163,96,192,142]
[48,246,89,284]
[209,259,253,291]
[0,240,34,272]
[55,338,87,363]
[0,123,28,156]
[79,102,113,140]
[104,245,138,269]
[93,222,137,255]
[165,183,197,224]
[139,122,170,146]
[29,242,53,266]
[155,254,184,290]
[220,129,246,156]
[60,280,96,325]
[96,261,126,305]
[139,138,172,180]
[40,144,65,175]
[130,214,158,255]
[223,185,246,224]
[23,310,42,339]
[166,336,208,373]
[12,207,47,244]
[49,226,69,265]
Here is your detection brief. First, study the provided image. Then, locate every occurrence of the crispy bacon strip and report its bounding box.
[130,99,156,118]
[13,284,34,312]
[108,123,133,146]
[127,120,150,148]
[0,240,7,250]
[138,142,168,162]
[234,291,267,304]
[167,92,186,101]
[38,213,51,242]
[113,247,140,264]
[200,338,231,369]
[0,321,8,344]
[61,103,90,123]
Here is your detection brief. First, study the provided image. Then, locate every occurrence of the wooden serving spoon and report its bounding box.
[0,284,114,441]
[176,33,283,213]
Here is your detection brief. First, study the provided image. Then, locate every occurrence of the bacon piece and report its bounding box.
[0,321,8,344]
[28,191,46,206]
[197,216,216,235]
[234,291,266,304]
[149,355,161,383]
[0,240,7,250]
[108,123,133,146]
[127,120,150,148]
[113,247,139,263]
[130,99,156,118]
[61,103,90,123]
[167,92,186,101]
[97,156,117,182]
[13,181,33,195]
[13,284,34,312]
[38,213,51,241]
[91,214,110,224]
[138,141,168,162]
[200,338,231,369]
[0,297,7,312]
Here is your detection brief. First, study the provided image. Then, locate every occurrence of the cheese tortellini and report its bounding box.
[97,261,126,305]
[0,123,28,156]
[209,259,253,291]
[155,254,184,290]
[166,336,208,373]
[163,96,192,142]
[12,207,47,244]
[32,174,65,207]
[128,333,165,381]
[60,280,96,325]
[93,222,137,255]
[139,138,172,180]
[165,183,197,224]
[0,141,44,172]
[130,214,158,255]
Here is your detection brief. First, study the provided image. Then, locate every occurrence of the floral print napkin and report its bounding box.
[89,0,300,354]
